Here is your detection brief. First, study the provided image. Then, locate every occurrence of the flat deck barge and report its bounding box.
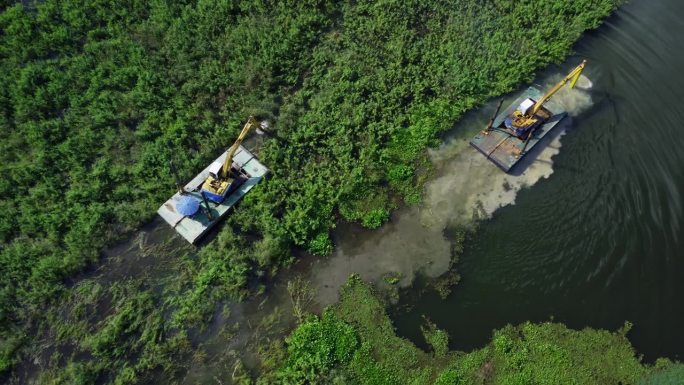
[157,145,268,243]
[470,87,566,172]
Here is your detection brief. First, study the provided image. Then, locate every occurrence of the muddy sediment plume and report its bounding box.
[310,75,593,305]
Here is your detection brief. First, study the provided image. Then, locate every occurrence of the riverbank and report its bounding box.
[257,276,681,384]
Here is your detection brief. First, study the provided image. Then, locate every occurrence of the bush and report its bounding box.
[276,310,359,384]
[308,232,333,256]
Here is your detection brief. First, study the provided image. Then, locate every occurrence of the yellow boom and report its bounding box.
[530,60,587,116]
[221,116,257,179]
[201,116,258,200]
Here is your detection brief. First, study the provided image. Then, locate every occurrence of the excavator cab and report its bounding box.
[504,98,552,139]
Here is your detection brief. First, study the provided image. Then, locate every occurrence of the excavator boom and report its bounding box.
[200,116,259,204]
[530,60,586,116]
[221,116,257,178]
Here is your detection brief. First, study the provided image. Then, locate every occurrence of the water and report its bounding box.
[389,0,684,362]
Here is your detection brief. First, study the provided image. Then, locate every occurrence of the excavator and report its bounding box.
[504,60,586,142]
[158,115,269,243]
[201,116,258,203]
[470,60,588,172]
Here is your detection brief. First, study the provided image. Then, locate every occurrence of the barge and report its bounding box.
[157,118,269,243]
[470,60,586,172]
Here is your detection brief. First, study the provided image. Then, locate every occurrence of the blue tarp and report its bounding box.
[176,196,200,216]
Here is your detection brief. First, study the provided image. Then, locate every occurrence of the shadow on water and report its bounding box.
[507,118,570,177]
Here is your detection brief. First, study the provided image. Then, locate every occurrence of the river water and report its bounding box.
[383,0,684,362]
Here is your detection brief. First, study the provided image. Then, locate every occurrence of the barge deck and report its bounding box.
[470,87,567,173]
[157,145,268,243]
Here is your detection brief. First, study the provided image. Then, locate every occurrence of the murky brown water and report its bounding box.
[308,75,593,307]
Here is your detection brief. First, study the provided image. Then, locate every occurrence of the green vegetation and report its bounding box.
[260,276,675,385]
[639,364,684,385]
[274,310,358,384]
[0,0,625,382]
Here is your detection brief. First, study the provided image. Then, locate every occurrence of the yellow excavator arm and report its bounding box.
[220,116,257,179]
[201,116,259,201]
[530,60,587,116]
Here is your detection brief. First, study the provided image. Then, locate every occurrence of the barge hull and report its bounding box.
[469,87,566,172]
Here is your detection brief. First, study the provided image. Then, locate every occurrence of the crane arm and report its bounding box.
[530,60,586,116]
[221,116,257,178]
